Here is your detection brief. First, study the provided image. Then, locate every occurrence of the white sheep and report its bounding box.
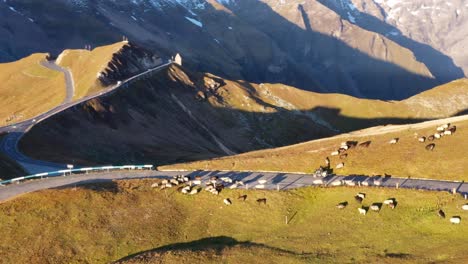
[444,130,452,135]
[192,180,202,185]
[389,138,399,144]
[258,179,267,184]
[336,162,344,169]
[331,151,339,156]
[370,204,380,211]
[313,179,324,185]
[358,208,367,215]
[383,199,394,205]
[434,133,442,139]
[436,126,445,132]
[189,188,200,195]
[461,204,468,211]
[442,123,450,129]
[221,177,233,183]
[151,183,159,188]
[331,180,342,186]
[450,216,461,224]
[418,137,426,143]
[357,193,366,199]
[223,198,232,205]
[345,180,355,186]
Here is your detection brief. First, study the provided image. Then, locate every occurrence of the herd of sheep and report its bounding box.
[324,122,458,172]
[151,174,268,206]
[335,192,397,215]
[336,191,468,224]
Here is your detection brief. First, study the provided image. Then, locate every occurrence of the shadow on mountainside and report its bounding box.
[220,0,440,100]
[113,236,317,263]
[2,0,449,100]
[16,64,467,168]
[316,0,465,85]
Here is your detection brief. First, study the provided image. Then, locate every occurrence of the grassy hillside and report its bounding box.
[162,116,468,181]
[0,179,467,263]
[56,41,127,99]
[19,59,468,167]
[0,54,65,126]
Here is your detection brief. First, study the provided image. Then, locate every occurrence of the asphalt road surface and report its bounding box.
[0,61,171,174]
[1,170,466,202]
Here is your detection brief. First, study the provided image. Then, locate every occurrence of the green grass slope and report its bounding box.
[0,179,467,263]
[0,54,65,126]
[163,116,468,181]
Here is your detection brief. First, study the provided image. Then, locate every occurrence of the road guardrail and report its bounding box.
[0,164,154,186]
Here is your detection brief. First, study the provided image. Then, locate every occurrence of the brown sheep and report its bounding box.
[359,141,372,148]
[425,143,435,151]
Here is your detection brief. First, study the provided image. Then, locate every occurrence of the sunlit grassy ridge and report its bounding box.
[0,180,467,263]
[0,54,65,126]
[56,41,127,99]
[162,117,468,181]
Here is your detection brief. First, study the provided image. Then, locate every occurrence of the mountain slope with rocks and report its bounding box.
[1,0,466,99]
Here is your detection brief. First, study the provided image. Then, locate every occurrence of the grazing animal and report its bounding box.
[357,193,366,199]
[444,130,452,135]
[325,157,330,167]
[389,203,396,209]
[434,133,442,139]
[238,195,247,201]
[354,195,363,204]
[450,216,461,224]
[359,141,372,148]
[461,204,468,211]
[331,180,342,186]
[370,204,380,212]
[383,199,394,205]
[336,162,344,169]
[151,183,159,188]
[338,148,347,154]
[340,145,349,150]
[220,177,233,183]
[189,188,200,195]
[223,198,232,205]
[358,208,367,215]
[418,136,426,143]
[436,126,445,132]
[428,135,435,141]
[389,138,399,144]
[449,126,457,133]
[339,153,348,159]
[425,143,435,151]
[313,179,324,185]
[192,180,202,185]
[438,209,446,218]
[257,198,267,205]
[347,141,358,148]
[331,151,339,156]
[442,123,450,129]
[336,202,348,209]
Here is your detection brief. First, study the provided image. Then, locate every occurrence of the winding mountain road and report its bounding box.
[1,170,467,203]
[0,60,172,174]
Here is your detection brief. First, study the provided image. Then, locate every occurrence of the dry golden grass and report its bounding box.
[56,41,127,99]
[162,117,468,181]
[1,179,467,263]
[0,54,65,126]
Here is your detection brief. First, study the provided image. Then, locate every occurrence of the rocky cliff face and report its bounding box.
[99,42,163,86]
[1,0,466,99]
